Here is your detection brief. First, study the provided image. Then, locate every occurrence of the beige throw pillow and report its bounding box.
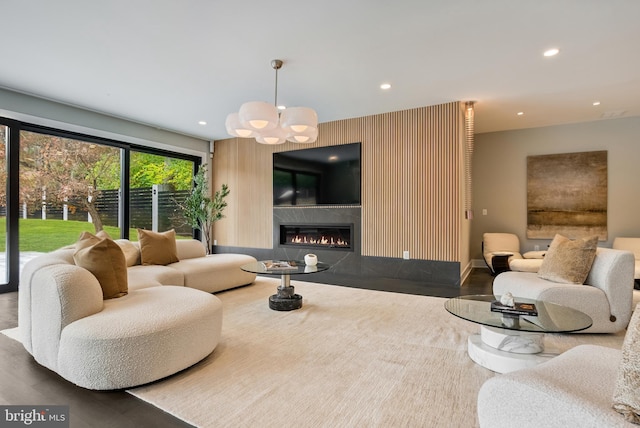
[61,230,108,250]
[137,229,179,266]
[537,234,598,284]
[74,233,128,299]
[115,239,141,267]
[612,304,640,424]
[79,229,111,239]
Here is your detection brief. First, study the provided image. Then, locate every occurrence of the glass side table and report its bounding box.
[445,294,592,373]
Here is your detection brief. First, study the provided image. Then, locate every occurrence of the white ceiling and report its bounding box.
[2,1,639,141]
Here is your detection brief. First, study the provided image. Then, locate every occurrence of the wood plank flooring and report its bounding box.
[0,269,494,428]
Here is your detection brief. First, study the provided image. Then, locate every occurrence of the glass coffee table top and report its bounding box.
[445,294,592,333]
[240,260,330,275]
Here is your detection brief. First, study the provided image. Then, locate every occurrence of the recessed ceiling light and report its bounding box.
[380,83,392,90]
[198,121,207,125]
[543,48,560,57]
[592,101,601,106]
[517,112,524,116]
[277,105,286,110]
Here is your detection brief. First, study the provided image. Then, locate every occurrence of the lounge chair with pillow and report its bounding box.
[482,232,545,275]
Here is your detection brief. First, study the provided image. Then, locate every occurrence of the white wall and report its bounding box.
[471,116,640,260]
[0,87,208,158]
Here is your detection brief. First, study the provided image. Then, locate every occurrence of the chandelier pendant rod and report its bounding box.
[271,59,283,108]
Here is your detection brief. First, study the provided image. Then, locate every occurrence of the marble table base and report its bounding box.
[481,325,543,354]
[269,285,303,311]
[468,325,556,373]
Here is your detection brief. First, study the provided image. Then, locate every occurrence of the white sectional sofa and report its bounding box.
[124,238,258,292]
[18,238,257,390]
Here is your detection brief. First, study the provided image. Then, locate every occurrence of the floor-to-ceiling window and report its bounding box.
[19,130,123,256]
[0,125,8,284]
[129,151,195,239]
[0,118,200,293]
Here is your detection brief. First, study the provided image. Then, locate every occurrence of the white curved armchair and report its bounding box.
[613,237,640,284]
[493,247,635,333]
[613,237,640,308]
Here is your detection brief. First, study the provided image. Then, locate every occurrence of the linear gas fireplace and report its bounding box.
[279,224,353,251]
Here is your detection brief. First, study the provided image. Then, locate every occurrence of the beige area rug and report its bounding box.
[128,278,625,428]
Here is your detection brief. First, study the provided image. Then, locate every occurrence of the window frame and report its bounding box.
[0,116,200,292]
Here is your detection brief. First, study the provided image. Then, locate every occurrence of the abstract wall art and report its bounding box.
[527,150,607,240]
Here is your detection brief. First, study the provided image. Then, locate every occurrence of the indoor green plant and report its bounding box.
[182,165,229,254]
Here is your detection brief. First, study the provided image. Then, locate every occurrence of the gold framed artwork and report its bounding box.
[527,150,607,240]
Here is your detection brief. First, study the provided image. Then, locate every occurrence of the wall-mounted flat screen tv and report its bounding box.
[273,143,361,206]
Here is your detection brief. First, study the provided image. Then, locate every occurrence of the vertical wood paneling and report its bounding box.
[212,102,464,261]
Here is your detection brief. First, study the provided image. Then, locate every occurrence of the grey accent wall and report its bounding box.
[471,116,640,260]
[215,204,461,288]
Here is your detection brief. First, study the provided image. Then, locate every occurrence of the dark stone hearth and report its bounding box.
[213,205,462,290]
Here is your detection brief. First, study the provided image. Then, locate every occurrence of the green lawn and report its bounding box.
[0,218,140,252]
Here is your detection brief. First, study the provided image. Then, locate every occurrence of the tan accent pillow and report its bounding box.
[537,234,598,284]
[78,229,111,240]
[74,234,128,299]
[115,239,141,267]
[69,230,112,250]
[137,229,179,266]
[612,304,640,424]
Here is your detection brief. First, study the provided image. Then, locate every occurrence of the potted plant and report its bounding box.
[182,165,229,254]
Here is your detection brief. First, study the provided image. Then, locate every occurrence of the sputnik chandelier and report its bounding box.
[225,59,318,145]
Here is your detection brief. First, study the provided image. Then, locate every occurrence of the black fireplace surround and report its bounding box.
[279,224,353,251]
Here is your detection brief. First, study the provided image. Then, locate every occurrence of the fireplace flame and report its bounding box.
[290,234,349,248]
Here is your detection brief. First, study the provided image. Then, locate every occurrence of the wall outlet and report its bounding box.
[213,240,217,246]
[482,209,488,215]
[403,250,410,260]
[534,245,540,251]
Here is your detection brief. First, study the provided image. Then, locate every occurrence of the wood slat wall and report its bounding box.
[212,101,464,262]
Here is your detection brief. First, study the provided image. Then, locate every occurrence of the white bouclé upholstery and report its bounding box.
[478,345,633,427]
[478,305,640,427]
[127,264,185,290]
[613,237,640,279]
[493,247,635,333]
[612,237,640,308]
[57,286,222,390]
[169,253,259,293]
[18,238,255,390]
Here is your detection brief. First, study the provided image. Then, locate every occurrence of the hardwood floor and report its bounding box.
[0,291,193,428]
[0,269,494,428]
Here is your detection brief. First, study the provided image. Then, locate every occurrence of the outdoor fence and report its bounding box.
[17,186,192,236]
